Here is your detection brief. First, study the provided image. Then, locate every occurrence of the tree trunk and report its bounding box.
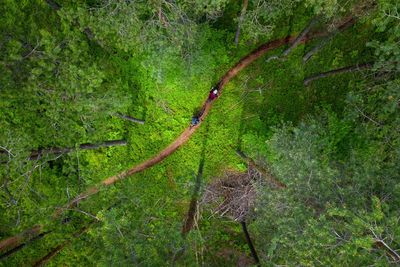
[234,0,249,47]
[32,223,94,267]
[116,113,145,125]
[281,17,318,57]
[241,221,260,266]
[304,62,373,86]
[0,225,44,257]
[266,17,318,62]
[28,140,127,160]
[303,16,356,63]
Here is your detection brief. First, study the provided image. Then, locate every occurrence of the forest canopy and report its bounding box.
[0,0,399,266]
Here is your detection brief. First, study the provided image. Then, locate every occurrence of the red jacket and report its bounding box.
[208,91,218,100]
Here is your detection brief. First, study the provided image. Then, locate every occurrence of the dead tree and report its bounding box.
[303,16,356,63]
[0,225,43,257]
[266,17,318,62]
[234,0,249,47]
[32,222,94,267]
[304,62,373,86]
[116,113,145,125]
[23,140,127,161]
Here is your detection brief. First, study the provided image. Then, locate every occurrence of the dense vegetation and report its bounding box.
[0,0,399,266]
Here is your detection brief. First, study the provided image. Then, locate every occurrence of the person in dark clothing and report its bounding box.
[191,116,200,127]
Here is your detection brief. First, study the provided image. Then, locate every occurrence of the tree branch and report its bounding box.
[304,62,373,86]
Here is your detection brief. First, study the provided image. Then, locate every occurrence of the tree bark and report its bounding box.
[32,223,94,267]
[304,62,373,86]
[241,221,260,266]
[281,17,318,57]
[116,113,145,125]
[266,17,318,62]
[234,0,249,47]
[0,225,44,257]
[28,140,127,160]
[303,16,356,63]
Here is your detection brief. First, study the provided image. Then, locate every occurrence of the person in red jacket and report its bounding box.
[208,87,219,101]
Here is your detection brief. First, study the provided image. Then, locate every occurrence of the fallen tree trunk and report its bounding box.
[303,16,356,63]
[32,222,94,267]
[374,239,400,263]
[116,113,145,125]
[282,17,318,57]
[304,62,373,86]
[265,17,320,62]
[44,0,101,44]
[28,140,127,160]
[0,226,43,258]
[45,0,61,10]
